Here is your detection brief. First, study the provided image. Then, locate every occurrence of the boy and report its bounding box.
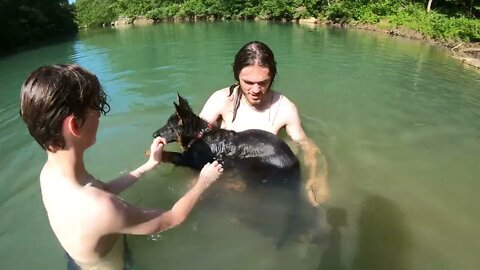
[19,64,223,269]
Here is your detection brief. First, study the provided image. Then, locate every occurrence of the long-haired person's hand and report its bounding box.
[198,160,223,189]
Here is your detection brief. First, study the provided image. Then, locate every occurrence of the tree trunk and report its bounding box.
[427,0,433,13]
[469,0,474,17]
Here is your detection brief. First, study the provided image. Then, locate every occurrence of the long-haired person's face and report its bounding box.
[238,64,271,106]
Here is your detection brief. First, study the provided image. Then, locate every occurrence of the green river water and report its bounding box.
[0,21,479,270]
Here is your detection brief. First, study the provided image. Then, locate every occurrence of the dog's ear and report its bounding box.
[174,100,183,114]
[174,100,189,119]
[177,92,190,108]
[177,92,185,104]
[175,93,193,116]
[173,102,184,125]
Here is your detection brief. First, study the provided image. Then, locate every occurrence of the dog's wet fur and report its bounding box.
[153,94,325,247]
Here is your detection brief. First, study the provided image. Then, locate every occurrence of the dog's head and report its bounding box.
[152,93,201,144]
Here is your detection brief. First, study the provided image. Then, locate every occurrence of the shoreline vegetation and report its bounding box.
[1,0,479,68]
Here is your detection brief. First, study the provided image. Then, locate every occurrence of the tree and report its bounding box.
[0,0,77,54]
[427,0,434,12]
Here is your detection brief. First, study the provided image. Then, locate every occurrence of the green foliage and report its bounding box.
[7,0,476,55]
[147,4,183,20]
[258,0,294,20]
[238,0,260,19]
[181,0,223,18]
[301,0,328,17]
[389,3,480,42]
[325,1,354,23]
[319,0,479,41]
[112,0,159,18]
[0,0,77,53]
[323,0,406,23]
[75,0,117,27]
[426,0,480,17]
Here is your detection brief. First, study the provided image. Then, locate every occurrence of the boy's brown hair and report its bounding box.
[20,64,110,151]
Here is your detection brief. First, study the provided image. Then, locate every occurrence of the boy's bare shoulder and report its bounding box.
[76,185,127,234]
[83,184,122,212]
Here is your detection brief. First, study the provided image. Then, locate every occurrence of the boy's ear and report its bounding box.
[64,116,81,137]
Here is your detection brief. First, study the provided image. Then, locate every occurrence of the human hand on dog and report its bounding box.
[197,160,223,189]
[147,136,166,168]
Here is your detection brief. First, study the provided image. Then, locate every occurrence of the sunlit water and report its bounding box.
[0,21,479,270]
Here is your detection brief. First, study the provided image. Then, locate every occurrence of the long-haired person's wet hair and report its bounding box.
[229,41,277,122]
[20,64,110,151]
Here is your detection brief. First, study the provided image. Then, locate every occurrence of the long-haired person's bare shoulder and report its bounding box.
[200,41,329,206]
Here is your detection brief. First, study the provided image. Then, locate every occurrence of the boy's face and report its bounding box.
[80,109,101,148]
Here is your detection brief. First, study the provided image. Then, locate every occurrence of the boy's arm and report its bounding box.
[97,161,223,235]
[102,137,166,195]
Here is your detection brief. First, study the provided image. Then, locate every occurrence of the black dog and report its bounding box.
[153,94,301,190]
[153,94,312,246]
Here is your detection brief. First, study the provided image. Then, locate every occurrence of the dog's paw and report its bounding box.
[215,154,225,166]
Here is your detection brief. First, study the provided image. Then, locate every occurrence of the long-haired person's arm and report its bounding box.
[284,102,329,206]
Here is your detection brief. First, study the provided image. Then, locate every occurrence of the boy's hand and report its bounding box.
[149,136,166,165]
[198,161,223,189]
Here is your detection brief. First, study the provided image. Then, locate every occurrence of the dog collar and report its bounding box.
[188,123,214,148]
[198,123,213,138]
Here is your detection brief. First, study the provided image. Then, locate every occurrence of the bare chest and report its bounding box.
[221,100,284,134]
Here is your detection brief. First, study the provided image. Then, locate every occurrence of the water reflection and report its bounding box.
[198,176,327,248]
[318,207,347,270]
[353,195,411,270]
